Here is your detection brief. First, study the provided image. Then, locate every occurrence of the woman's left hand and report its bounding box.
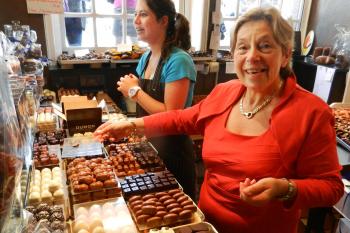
[117,73,140,97]
[239,177,288,206]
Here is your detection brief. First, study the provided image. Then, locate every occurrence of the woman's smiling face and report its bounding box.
[233,20,290,92]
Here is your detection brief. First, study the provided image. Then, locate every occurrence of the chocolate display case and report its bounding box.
[331,103,350,151]
[0,58,25,233]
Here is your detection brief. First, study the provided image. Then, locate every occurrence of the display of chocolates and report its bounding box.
[35,129,66,146]
[107,142,165,173]
[121,171,178,198]
[28,168,65,205]
[57,88,80,101]
[107,143,145,177]
[25,204,65,233]
[66,157,121,203]
[73,198,137,233]
[36,107,57,132]
[128,189,198,230]
[32,144,59,167]
[333,107,350,148]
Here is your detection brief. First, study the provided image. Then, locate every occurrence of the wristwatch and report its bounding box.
[128,86,141,98]
[278,178,296,201]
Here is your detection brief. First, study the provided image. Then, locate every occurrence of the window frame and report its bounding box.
[219,0,308,51]
[60,0,138,53]
[45,0,186,60]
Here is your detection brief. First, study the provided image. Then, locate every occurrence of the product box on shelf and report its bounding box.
[57,96,102,136]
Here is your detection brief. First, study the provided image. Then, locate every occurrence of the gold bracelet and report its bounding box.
[129,121,137,136]
[278,178,296,201]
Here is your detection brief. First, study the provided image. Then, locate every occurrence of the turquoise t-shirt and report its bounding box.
[136,47,196,108]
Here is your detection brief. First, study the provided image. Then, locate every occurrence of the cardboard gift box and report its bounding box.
[54,96,102,136]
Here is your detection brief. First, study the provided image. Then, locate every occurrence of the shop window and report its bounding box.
[62,0,181,49]
[219,0,305,50]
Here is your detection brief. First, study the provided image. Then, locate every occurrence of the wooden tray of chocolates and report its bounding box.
[24,203,68,233]
[120,170,179,199]
[64,157,122,204]
[126,189,204,231]
[330,103,350,151]
[105,141,165,177]
[172,222,219,233]
[27,167,68,207]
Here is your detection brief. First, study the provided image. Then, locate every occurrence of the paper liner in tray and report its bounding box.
[126,189,204,232]
[62,137,104,158]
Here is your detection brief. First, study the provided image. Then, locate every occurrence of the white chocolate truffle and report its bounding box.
[31,185,41,193]
[102,202,114,212]
[74,220,90,233]
[89,204,102,216]
[41,190,53,202]
[53,189,64,199]
[92,226,105,233]
[28,191,41,204]
[41,183,50,191]
[41,168,51,175]
[89,217,103,231]
[49,180,61,193]
[76,207,89,217]
[75,214,88,222]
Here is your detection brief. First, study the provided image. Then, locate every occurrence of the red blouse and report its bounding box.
[143,75,344,233]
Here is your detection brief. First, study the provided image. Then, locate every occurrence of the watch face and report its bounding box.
[129,89,136,96]
[128,87,140,98]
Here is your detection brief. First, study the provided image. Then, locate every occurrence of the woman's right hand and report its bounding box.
[93,120,133,142]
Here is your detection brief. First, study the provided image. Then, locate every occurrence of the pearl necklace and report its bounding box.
[239,81,283,119]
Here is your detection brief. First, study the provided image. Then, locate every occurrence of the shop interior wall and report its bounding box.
[307,0,350,48]
[0,0,47,56]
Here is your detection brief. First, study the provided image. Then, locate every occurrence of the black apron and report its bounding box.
[137,52,196,200]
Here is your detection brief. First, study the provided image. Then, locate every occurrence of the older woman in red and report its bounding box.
[94,7,343,233]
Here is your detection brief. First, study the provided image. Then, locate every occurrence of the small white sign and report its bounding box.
[313,66,335,102]
[74,49,90,57]
[27,0,64,14]
[117,44,132,53]
[212,11,222,25]
[226,61,235,74]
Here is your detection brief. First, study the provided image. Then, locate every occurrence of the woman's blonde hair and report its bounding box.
[231,7,294,79]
